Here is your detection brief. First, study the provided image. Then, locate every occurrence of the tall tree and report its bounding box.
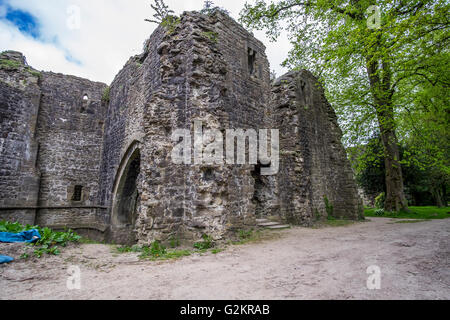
[240,0,449,211]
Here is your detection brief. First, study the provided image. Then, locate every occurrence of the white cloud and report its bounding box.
[0,0,290,84]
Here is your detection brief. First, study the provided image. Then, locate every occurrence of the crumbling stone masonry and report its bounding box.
[0,11,363,245]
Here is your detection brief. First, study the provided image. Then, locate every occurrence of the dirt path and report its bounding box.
[1,218,449,300]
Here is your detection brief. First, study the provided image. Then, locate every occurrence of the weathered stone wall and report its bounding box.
[99,26,166,244]
[0,51,108,231]
[0,51,41,224]
[34,72,108,230]
[0,11,363,244]
[271,71,363,224]
[133,11,274,243]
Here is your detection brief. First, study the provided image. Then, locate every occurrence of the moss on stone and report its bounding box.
[0,59,22,71]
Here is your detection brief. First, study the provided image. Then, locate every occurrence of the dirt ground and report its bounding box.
[0,217,449,300]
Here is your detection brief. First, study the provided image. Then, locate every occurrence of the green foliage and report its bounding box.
[352,134,448,207]
[0,220,26,233]
[375,192,386,209]
[0,59,22,71]
[0,220,81,258]
[313,208,321,222]
[145,0,174,24]
[374,208,385,216]
[238,229,253,240]
[143,241,167,258]
[365,206,450,220]
[116,244,142,253]
[324,196,334,217]
[201,0,230,15]
[323,219,356,227]
[169,236,180,248]
[26,68,41,78]
[144,0,180,34]
[240,0,449,210]
[202,31,219,43]
[193,234,214,250]
[116,241,192,261]
[211,248,224,254]
[160,15,181,34]
[102,86,110,104]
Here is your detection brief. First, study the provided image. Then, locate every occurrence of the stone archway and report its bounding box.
[111,142,141,243]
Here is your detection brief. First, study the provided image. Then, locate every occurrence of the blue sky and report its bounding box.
[0,1,41,39]
[0,0,290,84]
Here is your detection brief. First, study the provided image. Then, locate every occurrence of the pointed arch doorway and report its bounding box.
[111,142,141,244]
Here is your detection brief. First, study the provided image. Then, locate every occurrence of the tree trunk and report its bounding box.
[380,128,408,211]
[366,56,409,212]
[432,187,444,208]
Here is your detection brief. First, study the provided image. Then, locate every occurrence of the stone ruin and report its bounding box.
[0,11,363,244]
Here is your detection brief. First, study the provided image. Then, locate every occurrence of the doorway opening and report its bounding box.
[112,147,141,229]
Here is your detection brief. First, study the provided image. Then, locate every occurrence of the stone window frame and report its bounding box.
[68,185,89,203]
[81,93,89,113]
[246,43,262,81]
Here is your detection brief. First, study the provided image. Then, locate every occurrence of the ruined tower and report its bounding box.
[0,11,363,245]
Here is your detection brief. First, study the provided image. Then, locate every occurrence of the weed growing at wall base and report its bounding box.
[0,220,81,258]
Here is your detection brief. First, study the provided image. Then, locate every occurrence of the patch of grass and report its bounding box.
[78,237,104,244]
[365,206,449,220]
[161,15,181,34]
[25,67,41,78]
[202,31,218,43]
[238,229,253,240]
[193,234,214,250]
[394,220,429,224]
[162,250,192,260]
[323,219,356,227]
[0,59,22,71]
[116,241,192,261]
[211,248,224,254]
[0,220,81,258]
[29,70,41,78]
[169,236,180,248]
[116,244,142,253]
[231,229,282,245]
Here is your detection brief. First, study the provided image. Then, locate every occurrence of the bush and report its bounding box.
[375,192,386,209]
[374,209,385,216]
[193,234,214,250]
[324,196,334,217]
[102,86,110,104]
[139,241,167,259]
[161,15,181,34]
[238,229,253,240]
[0,220,81,258]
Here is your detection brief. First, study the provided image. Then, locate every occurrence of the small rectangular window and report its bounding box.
[248,48,257,76]
[72,185,83,202]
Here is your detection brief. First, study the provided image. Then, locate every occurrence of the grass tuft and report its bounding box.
[365,206,449,220]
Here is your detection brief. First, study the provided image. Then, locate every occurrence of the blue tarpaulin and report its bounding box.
[0,255,14,264]
[0,229,41,243]
[0,229,41,264]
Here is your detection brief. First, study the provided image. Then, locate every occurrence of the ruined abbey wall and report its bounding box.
[0,51,108,234]
[34,72,108,231]
[0,51,41,225]
[0,11,363,245]
[271,71,363,224]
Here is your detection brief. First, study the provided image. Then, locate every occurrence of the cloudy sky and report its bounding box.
[0,0,291,84]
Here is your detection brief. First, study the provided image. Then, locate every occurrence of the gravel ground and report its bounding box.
[0,217,449,300]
